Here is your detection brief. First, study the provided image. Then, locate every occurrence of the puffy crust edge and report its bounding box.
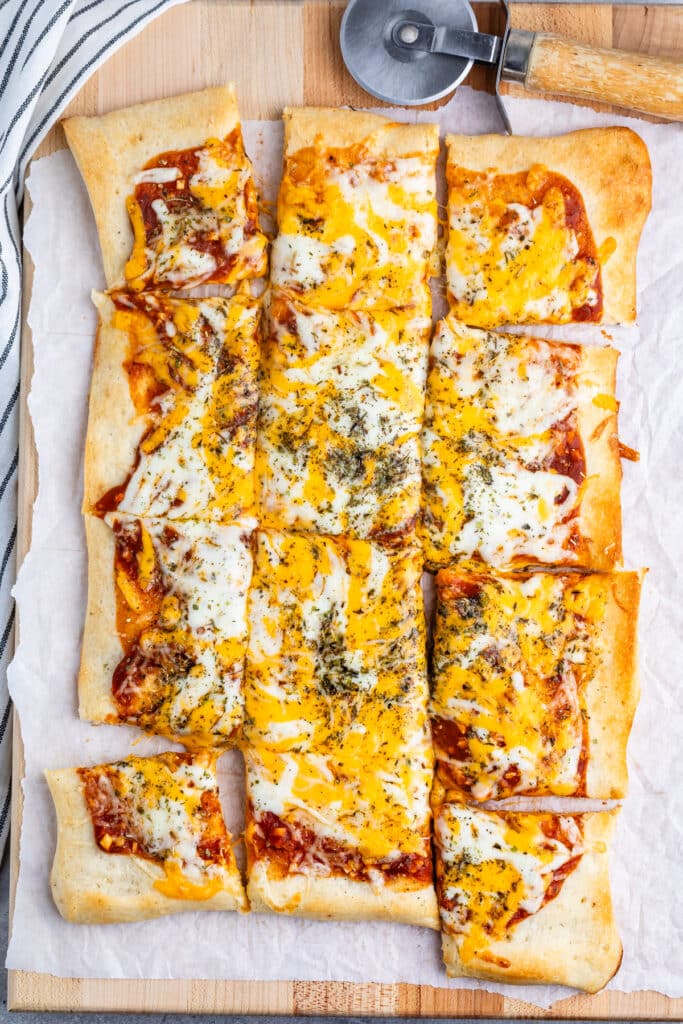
[439,809,622,993]
[248,858,439,930]
[83,291,144,514]
[46,766,247,924]
[445,128,652,324]
[78,515,121,724]
[585,570,643,798]
[63,85,240,287]
[577,344,622,570]
[283,106,439,159]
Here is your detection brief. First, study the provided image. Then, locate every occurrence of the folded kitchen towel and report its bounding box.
[0,0,189,861]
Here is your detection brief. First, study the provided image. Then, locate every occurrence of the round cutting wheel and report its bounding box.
[340,0,477,106]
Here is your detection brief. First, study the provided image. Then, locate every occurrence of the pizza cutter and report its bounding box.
[340,0,683,131]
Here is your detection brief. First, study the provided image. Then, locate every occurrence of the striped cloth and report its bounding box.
[0,0,189,859]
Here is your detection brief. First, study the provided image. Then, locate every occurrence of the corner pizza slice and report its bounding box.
[85,291,260,523]
[47,751,247,923]
[421,316,624,571]
[64,85,268,290]
[256,295,430,540]
[431,567,642,800]
[270,107,439,312]
[243,530,437,927]
[446,128,651,326]
[79,514,254,748]
[433,804,622,993]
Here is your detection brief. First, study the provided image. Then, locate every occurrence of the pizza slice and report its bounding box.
[431,567,642,800]
[85,291,260,523]
[79,513,254,748]
[46,751,247,923]
[270,107,439,312]
[243,529,437,927]
[421,316,624,571]
[433,804,622,993]
[63,85,268,290]
[256,295,430,540]
[446,128,651,326]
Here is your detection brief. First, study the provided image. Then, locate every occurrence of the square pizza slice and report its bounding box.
[421,316,624,571]
[79,513,254,748]
[243,529,436,927]
[446,128,651,327]
[256,295,430,541]
[270,107,439,312]
[431,567,642,800]
[64,85,268,290]
[433,804,622,993]
[46,751,247,923]
[86,291,260,524]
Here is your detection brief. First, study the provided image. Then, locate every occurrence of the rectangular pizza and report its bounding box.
[79,513,254,747]
[243,529,437,927]
[432,804,622,993]
[421,316,624,571]
[446,127,651,326]
[256,294,430,541]
[270,107,439,312]
[63,85,268,290]
[431,567,642,800]
[85,290,260,523]
[46,751,247,923]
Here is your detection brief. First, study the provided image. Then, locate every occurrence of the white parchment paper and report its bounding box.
[7,91,683,1006]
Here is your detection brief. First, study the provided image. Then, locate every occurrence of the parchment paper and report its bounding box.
[6,90,683,1007]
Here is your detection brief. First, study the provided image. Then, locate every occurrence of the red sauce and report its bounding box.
[546,413,586,485]
[78,757,231,866]
[251,810,433,886]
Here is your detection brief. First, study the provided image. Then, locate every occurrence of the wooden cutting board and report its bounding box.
[9,0,683,1014]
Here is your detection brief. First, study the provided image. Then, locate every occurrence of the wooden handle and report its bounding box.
[525,32,683,121]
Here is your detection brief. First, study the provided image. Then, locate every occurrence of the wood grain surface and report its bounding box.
[9,0,683,1015]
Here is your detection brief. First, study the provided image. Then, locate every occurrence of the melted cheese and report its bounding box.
[256,298,429,539]
[125,134,268,290]
[244,530,433,861]
[271,134,437,311]
[421,316,597,569]
[446,162,605,327]
[435,805,583,963]
[109,512,255,746]
[431,571,607,798]
[87,751,236,897]
[111,293,260,524]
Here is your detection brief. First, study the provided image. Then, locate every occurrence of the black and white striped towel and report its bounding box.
[0,0,189,860]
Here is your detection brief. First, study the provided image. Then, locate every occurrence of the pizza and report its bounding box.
[431,567,642,800]
[79,514,254,747]
[446,128,651,326]
[85,291,260,524]
[46,751,247,923]
[270,108,439,312]
[256,294,430,540]
[243,530,437,927]
[432,804,622,993]
[421,316,624,571]
[63,85,268,290]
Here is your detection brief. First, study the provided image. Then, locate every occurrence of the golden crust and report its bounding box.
[78,515,120,724]
[248,859,439,929]
[446,128,652,324]
[83,291,142,515]
[283,107,439,158]
[585,570,643,798]
[46,766,247,924]
[440,810,622,993]
[63,85,241,287]
[577,344,623,569]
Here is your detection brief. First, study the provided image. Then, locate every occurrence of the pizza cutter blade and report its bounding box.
[340,0,683,124]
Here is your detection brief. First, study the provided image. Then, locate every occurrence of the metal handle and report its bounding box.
[392,18,502,66]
